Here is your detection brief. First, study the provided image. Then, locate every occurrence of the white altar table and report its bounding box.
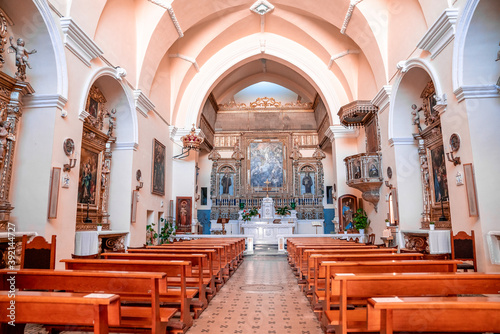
[240,222,296,245]
[397,229,451,254]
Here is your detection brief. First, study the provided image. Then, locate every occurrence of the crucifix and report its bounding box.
[264,179,271,197]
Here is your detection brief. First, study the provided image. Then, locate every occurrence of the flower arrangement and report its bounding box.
[158,217,176,244]
[353,208,370,231]
[242,207,259,221]
[275,206,291,216]
[146,223,158,245]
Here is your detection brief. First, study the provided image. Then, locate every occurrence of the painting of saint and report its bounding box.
[78,148,99,204]
[430,145,449,203]
[250,142,284,188]
[220,173,233,195]
[176,197,192,231]
[300,172,314,194]
[152,139,165,195]
[88,97,99,118]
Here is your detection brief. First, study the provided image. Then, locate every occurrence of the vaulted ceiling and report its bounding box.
[64,0,437,126]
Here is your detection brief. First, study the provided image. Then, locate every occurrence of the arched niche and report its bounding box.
[77,72,137,233]
[390,64,450,229]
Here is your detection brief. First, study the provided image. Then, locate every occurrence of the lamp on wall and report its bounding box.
[446,133,461,166]
[136,169,144,191]
[173,124,204,159]
[62,138,77,172]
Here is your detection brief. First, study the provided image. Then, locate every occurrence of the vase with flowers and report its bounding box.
[242,207,259,221]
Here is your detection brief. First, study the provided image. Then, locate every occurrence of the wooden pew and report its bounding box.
[327,272,500,334]
[318,259,462,315]
[61,259,194,330]
[138,247,221,290]
[0,291,120,334]
[310,253,424,303]
[367,296,500,334]
[103,252,211,314]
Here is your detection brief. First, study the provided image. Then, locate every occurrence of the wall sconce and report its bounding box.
[385,180,393,189]
[446,133,461,166]
[446,151,461,166]
[173,124,204,159]
[136,169,144,191]
[63,138,77,172]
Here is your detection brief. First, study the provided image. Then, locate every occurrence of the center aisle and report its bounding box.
[187,253,323,334]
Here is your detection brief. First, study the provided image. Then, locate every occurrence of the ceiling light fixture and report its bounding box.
[250,0,274,15]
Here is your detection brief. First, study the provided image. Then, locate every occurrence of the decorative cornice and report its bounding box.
[168,54,199,72]
[325,125,359,141]
[417,8,458,60]
[454,85,500,102]
[113,142,139,151]
[328,49,359,69]
[371,85,391,113]
[23,94,67,111]
[147,0,183,38]
[60,17,103,67]
[341,0,364,35]
[133,90,155,118]
[79,109,90,122]
[388,137,415,147]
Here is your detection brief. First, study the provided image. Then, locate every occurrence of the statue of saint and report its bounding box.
[8,36,37,81]
[342,200,354,229]
[221,173,232,194]
[302,172,313,193]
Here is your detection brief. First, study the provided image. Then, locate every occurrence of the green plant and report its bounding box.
[242,207,259,221]
[275,206,291,216]
[146,223,158,245]
[429,221,435,224]
[159,218,176,244]
[353,208,370,230]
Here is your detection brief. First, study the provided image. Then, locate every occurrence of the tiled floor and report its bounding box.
[187,252,322,334]
[25,247,322,334]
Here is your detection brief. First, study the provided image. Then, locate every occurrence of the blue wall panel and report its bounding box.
[197,210,211,235]
[323,208,335,234]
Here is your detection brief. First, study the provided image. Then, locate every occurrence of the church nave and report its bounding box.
[187,254,322,334]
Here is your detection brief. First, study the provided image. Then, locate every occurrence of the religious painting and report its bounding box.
[78,147,100,205]
[176,197,192,231]
[219,173,234,195]
[300,172,315,194]
[85,85,106,120]
[338,194,357,232]
[88,97,99,118]
[152,139,165,196]
[250,142,283,187]
[463,163,479,217]
[429,144,449,203]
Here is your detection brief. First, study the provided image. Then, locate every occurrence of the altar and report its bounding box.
[240,222,296,245]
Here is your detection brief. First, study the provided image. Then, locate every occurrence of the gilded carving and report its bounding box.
[0,9,7,67]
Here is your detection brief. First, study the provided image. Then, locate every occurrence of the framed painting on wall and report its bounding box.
[47,167,61,219]
[176,197,192,232]
[78,147,100,205]
[463,163,479,217]
[249,141,284,188]
[428,143,449,204]
[338,194,357,232]
[152,139,166,196]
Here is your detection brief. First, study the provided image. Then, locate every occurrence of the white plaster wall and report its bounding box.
[197,151,213,211]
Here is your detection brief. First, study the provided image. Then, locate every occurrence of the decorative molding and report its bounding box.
[47,1,63,17]
[147,0,183,38]
[60,17,103,67]
[454,85,500,102]
[371,85,391,113]
[79,109,90,122]
[250,0,275,15]
[325,125,359,141]
[388,137,415,147]
[417,8,459,60]
[112,142,139,151]
[328,50,359,69]
[341,0,364,35]
[23,94,67,111]
[168,54,199,72]
[133,90,155,118]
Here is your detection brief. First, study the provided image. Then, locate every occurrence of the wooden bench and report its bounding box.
[327,272,500,334]
[61,259,194,330]
[318,259,462,316]
[367,296,500,334]
[309,253,424,302]
[103,252,212,312]
[0,291,120,334]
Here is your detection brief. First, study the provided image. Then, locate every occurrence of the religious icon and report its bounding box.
[302,172,313,193]
[220,173,232,195]
[152,139,166,195]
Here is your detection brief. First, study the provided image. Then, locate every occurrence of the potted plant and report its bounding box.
[242,207,259,221]
[385,218,391,227]
[290,201,296,210]
[275,205,291,217]
[96,223,102,232]
[429,221,435,230]
[159,218,176,244]
[353,208,370,234]
[146,223,158,245]
[239,202,245,210]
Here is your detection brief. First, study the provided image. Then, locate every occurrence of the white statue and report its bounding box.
[8,36,37,81]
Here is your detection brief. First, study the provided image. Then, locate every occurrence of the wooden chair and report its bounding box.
[20,235,56,269]
[450,230,477,272]
[367,233,375,245]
